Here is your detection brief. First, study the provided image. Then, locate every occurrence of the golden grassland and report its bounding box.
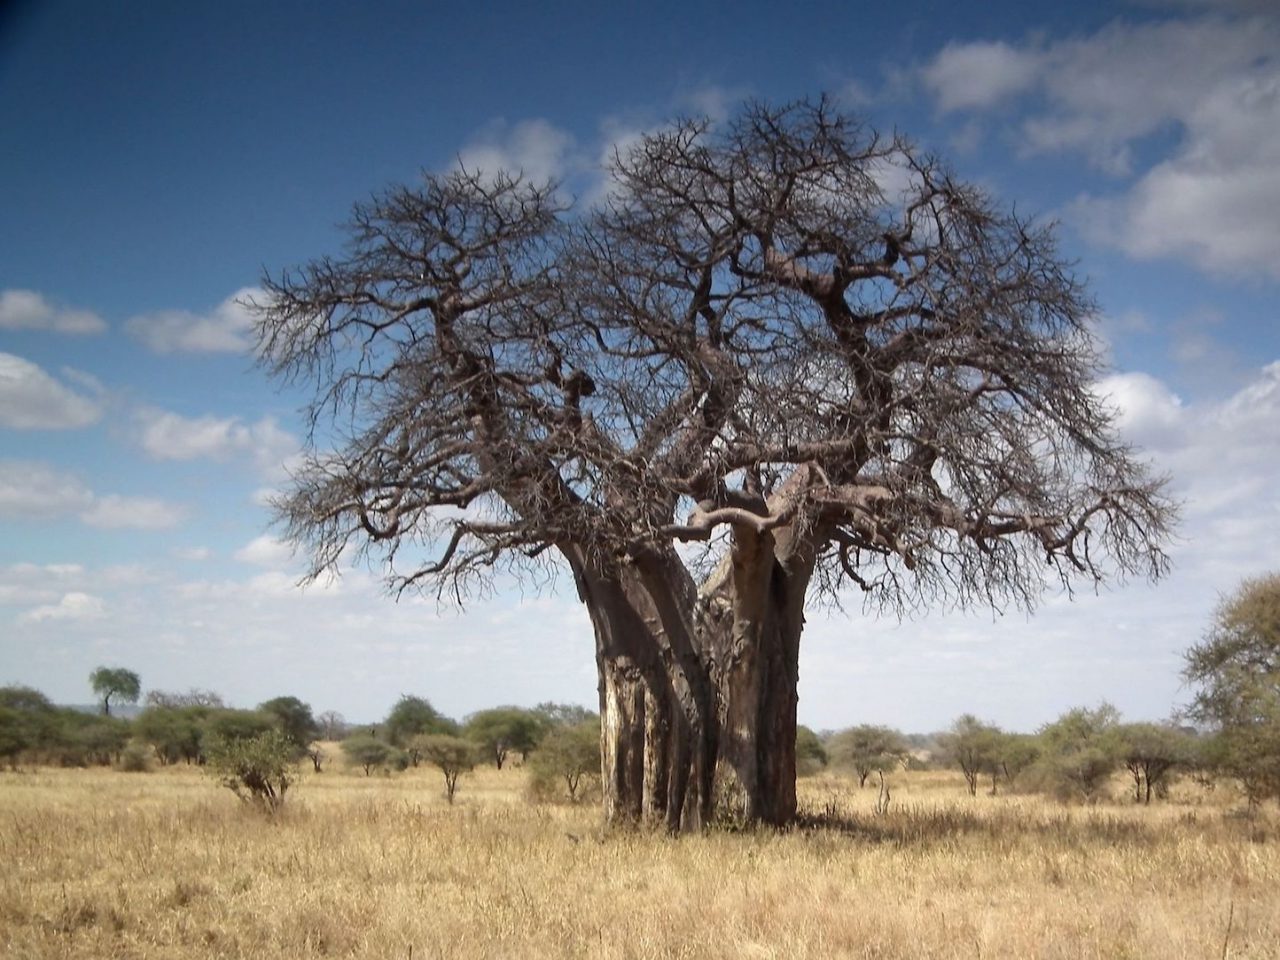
[2,755,1278,959]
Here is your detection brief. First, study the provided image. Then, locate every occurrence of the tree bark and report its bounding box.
[568,521,814,831]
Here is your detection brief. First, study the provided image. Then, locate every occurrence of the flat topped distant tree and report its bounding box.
[89,667,141,717]
[254,97,1175,831]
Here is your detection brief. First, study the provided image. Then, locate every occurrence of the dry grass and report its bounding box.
[2,760,1278,959]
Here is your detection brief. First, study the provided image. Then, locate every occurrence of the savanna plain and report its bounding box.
[4,759,1279,960]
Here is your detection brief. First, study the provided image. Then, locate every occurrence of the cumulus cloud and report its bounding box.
[456,119,577,186]
[80,495,185,530]
[0,461,94,519]
[136,408,299,479]
[922,41,1042,112]
[1070,70,1280,277]
[918,16,1280,278]
[124,287,262,353]
[0,289,106,335]
[1096,362,1280,557]
[18,591,105,623]
[0,353,102,429]
[233,534,292,568]
[0,460,184,529]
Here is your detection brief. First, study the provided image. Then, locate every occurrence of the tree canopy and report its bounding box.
[89,667,141,717]
[254,97,1175,829]
[1184,573,1280,805]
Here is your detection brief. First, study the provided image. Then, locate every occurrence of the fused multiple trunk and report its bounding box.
[254,99,1176,832]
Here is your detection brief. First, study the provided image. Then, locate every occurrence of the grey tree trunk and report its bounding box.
[569,524,815,831]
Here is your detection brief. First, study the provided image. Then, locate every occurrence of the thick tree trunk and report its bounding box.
[567,521,814,832]
[695,525,811,826]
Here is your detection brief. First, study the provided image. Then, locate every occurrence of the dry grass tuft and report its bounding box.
[2,763,1278,958]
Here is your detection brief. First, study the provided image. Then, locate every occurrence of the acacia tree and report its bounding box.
[1116,722,1193,804]
[464,707,544,768]
[1184,573,1280,807]
[89,667,141,717]
[938,715,1003,796]
[384,695,455,764]
[254,98,1174,830]
[829,725,908,787]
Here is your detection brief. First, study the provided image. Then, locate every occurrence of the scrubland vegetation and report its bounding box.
[3,574,1277,955]
[3,761,1279,959]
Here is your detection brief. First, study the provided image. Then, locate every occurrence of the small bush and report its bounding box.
[414,734,479,803]
[117,742,152,773]
[528,722,599,804]
[205,730,298,811]
[341,734,392,775]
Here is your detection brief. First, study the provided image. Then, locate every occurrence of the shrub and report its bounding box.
[205,730,298,811]
[413,734,479,803]
[528,721,599,803]
[341,734,392,775]
[117,742,152,773]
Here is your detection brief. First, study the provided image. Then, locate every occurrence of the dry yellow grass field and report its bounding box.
[2,758,1278,959]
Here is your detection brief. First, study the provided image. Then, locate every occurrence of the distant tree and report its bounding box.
[0,686,55,712]
[829,725,908,787]
[795,725,828,777]
[341,734,391,776]
[993,731,1040,791]
[145,688,225,709]
[205,709,276,746]
[89,667,141,717]
[1035,704,1122,802]
[1116,723,1195,804]
[1183,572,1280,807]
[258,696,320,752]
[384,696,456,762]
[529,721,601,803]
[533,702,596,728]
[135,706,206,765]
[317,710,347,741]
[0,686,57,767]
[205,730,298,812]
[464,707,544,768]
[63,714,131,766]
[937,716,1003,796]
[414,734,480,803]
[0,706,30,769]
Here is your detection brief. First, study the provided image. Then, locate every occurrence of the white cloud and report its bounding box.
[456,118,576,186]
[136,407,299,479]
[80,495,185,530]
[233,534,292,568]
[0,353,101,429]
[0,289,106,335]
[922,40,1042,112]
[173,546,211,561]
[0,461,184,529]
[1096,362,1280,541]
[18,591,105,623]
[124,287,261,353]
[0,461,94,519]
[1071,70,1280,277]
[919,17,1280,278]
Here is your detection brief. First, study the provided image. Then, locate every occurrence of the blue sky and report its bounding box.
[2,0,1278,730]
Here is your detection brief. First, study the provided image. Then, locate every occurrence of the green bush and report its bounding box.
[413,734,479,803]
[205,730,298,811]
[528,721,599,803]
[341,734,392,776]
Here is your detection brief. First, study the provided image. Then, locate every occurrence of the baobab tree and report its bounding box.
[253,98,1174,830]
